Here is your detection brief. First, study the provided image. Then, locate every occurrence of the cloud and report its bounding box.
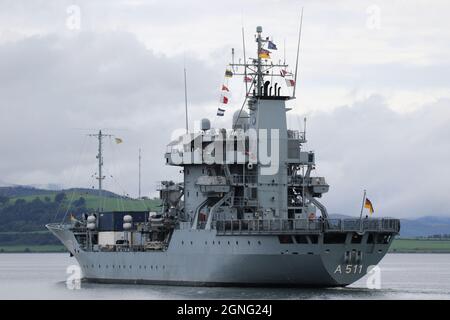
[295,95,450,218]
[0,31,221,194]
[0,1,450,218]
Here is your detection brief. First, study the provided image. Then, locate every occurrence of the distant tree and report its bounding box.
[0,196,9,206]
[14,199,26,205]
[73,197,86,208]
[44,196,51,203]
[54,192,67,203]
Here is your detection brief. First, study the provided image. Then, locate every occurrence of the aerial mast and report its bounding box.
[89,130,112,211]
[256,26,263,96]
[138,148,142,199]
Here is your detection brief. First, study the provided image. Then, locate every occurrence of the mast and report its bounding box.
[138,148,142,199]
[229,26,289,100]
[256,26,263,96]
[293,8,304,98]
[89,130,112,211]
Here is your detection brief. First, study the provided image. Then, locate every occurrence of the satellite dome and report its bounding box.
[232,110,249,130]
[201,118,211,131]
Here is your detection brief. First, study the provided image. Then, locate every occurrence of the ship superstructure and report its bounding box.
[47,26,399,287]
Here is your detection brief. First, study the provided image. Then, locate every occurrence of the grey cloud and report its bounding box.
[299,95,450,218]
[0,31,220,195]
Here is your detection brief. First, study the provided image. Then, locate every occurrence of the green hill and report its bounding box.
[9,191,160,212]
[389,238,450,253]
[0,189,162,250]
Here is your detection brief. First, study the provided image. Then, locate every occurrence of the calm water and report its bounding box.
[0,253,449,299]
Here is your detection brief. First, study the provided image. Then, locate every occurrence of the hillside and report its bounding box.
[330,214,450,238]
[0,187,161,248]
[0,185,121,199]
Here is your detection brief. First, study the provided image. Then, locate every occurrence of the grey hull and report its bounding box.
[48,224,391,287]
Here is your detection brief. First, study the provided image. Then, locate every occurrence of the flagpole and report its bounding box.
[359,189,367,232]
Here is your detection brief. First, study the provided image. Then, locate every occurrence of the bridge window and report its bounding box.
[376,233,391,244]
[351,233,363,244]
[308,235,319,244]
[278,235,293,244]
[294,235,308,244]
[367,233,375,244]
[324,233,347,244]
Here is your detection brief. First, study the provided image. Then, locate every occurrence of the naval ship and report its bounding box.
[47,26,400,287]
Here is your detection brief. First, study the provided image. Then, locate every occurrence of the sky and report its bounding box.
[0,0,449,218]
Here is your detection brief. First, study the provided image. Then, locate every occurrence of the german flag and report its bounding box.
[364,198,374,215]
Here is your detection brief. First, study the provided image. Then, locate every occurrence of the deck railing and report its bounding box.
[214,218,400,235]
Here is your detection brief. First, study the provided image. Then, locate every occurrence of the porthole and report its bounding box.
[248,241,251,245]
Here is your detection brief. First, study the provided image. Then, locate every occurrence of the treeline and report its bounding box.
[422,234,450,239]
[0,192,90,233]
[0,192,93,246]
